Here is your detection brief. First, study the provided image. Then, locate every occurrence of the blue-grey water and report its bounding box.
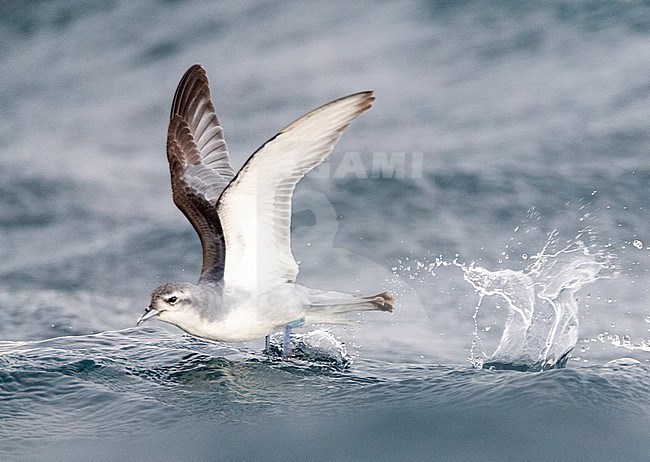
[1,1,650,460]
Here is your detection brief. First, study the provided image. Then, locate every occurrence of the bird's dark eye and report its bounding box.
[167,296,178,304]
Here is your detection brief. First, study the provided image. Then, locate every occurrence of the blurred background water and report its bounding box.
[1,1,649,460]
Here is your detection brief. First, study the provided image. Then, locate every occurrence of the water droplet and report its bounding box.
[645,317,650,324]
[484,326,491,332]
[521,253,528,260]
[633,239,643,249]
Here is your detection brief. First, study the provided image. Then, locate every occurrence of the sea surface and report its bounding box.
[1,1,649,461]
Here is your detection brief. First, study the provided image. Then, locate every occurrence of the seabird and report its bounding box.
[137,65,393,353]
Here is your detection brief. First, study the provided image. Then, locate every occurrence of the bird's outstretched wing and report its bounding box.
[217,91,375,290]
[166,64,235,283]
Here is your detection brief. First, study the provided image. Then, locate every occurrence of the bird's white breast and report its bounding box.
[183,283,310,341]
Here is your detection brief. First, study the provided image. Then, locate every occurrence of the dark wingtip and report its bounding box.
[170,64,211,119]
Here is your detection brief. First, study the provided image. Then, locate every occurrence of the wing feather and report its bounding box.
[217,91,375,290]
[166,65,235,283]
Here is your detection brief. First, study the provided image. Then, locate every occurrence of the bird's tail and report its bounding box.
[305,289,394,324]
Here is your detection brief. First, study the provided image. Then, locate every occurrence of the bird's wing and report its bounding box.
[166,64,235,283]
[217,91,375,290]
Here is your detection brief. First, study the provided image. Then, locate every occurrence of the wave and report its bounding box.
[1,327,649,460]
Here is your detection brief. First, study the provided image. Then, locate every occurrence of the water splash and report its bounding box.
[461,230,613,371]
[583,333,650,353]
[265,329,351,368]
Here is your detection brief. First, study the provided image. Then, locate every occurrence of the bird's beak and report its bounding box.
[137,306,160,326]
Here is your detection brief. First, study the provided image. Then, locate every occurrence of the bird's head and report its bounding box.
[137,281,201,328]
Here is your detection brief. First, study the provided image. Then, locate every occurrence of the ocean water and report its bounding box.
[1,1,649,460]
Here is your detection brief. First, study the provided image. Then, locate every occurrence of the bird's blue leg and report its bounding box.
[282,324,292,357]
[282,318,305,358]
